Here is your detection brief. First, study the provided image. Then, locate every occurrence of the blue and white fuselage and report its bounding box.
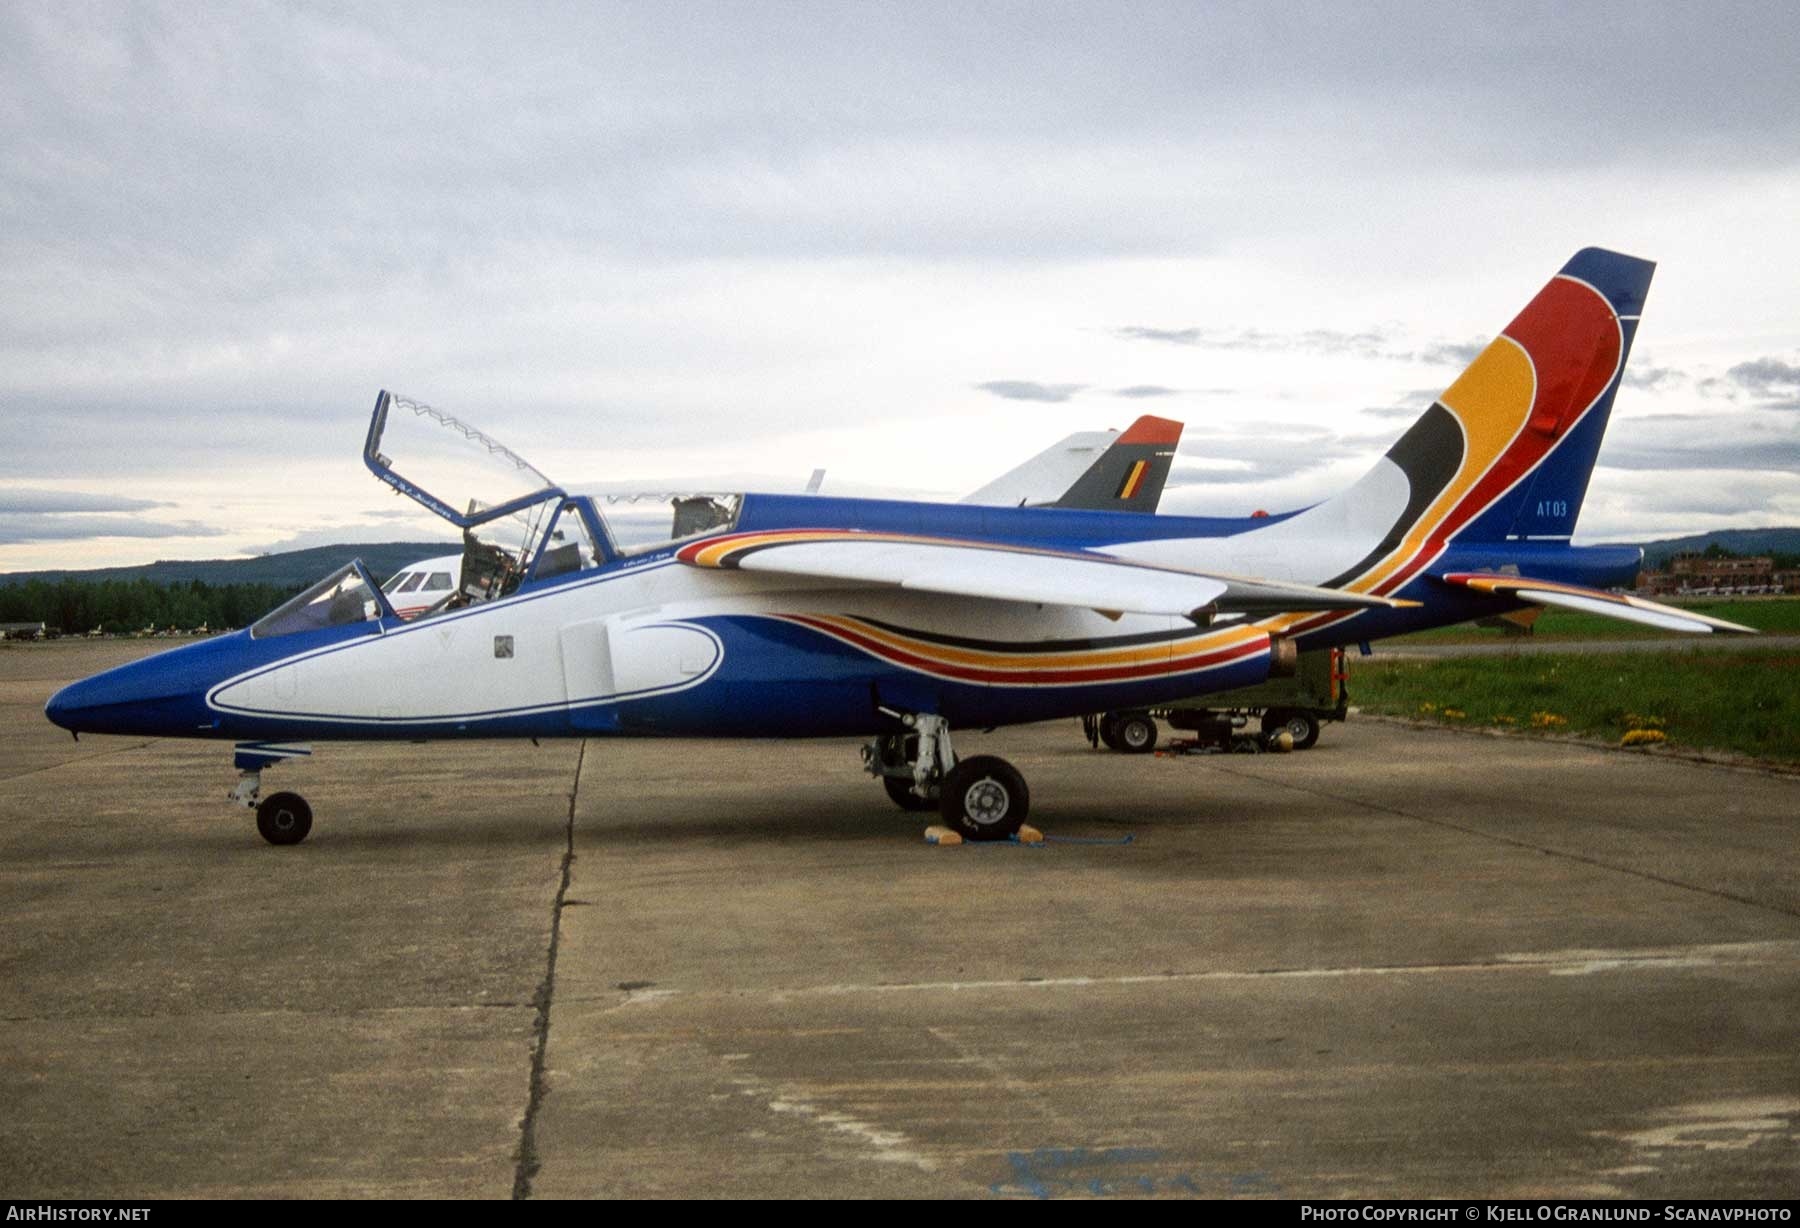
[38,491,1643,744]
[42,248,1753,842]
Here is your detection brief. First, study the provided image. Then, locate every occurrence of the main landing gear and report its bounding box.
[863,711,1030,841]
[229,744,315,845]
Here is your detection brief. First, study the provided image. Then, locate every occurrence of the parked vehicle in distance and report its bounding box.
[1086,647,1348,754]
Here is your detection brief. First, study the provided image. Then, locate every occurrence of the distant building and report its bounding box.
[1639,553,1779,596]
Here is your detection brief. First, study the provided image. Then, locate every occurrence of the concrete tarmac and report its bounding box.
[2,640,1797,1199]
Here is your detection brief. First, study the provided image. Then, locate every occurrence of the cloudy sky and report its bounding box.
[4,1,1798,571]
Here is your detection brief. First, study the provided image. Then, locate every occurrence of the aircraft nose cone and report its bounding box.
[44,681,77,730]
[45,675,105,733]
[41,637,231,737]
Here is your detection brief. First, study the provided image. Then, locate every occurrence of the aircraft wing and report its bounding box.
[1440,573,1757,634]
[679,530,1413,622]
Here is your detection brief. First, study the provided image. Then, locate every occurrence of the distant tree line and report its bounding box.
[1700,542,1800,569]
[0,577,299,634]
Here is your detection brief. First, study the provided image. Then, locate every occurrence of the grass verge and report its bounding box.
[1351,648,1800,764]
[1390,597,1800,644]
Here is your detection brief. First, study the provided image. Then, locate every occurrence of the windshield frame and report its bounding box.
[520,497,611,587]
[250,560,396,640]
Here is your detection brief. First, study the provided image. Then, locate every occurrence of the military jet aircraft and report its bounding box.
[45,247,1749,845]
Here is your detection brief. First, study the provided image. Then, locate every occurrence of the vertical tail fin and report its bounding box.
[1046,415,1184,512]
[1316,247,1654,590]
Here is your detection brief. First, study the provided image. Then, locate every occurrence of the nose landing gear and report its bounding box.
[229,743,315,845]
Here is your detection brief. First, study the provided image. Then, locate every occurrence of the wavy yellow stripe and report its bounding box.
[1359,338,1536,594]
[804,615,1263,672]
[685,529,875,568]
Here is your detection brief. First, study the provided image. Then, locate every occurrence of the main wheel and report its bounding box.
[256,791,313,845]
[939,755,1029,841]
[1263,709,1321,750]
[883,774,936,812]
[1114,712,1158,754]
[1097,714,1123,751]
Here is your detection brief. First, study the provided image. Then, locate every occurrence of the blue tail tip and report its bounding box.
[1560,247,1656,318]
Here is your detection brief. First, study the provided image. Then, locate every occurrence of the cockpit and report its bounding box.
[354,391,742,614]
[251,562,389,639]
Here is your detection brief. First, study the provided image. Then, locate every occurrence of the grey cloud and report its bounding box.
[1728,357,1800,397]
[1622,364,1683,390]
[1115,324,1395,359]
[1601,440,1800,472]
[1416,340,1485,367]
[1598,412,1800,472]
[0,395,365,480]
[0,514,228,545]
[1113,385,1178,398]
[0,488,169,514]
[1592,471,1799,518]
[252,524,459,555]
[1363,387,1443,419]
[7,6,1800,316]
[975,380,1085,403]
[1116,326,1205,346]
[1116,324,1487,366]
[1578,467,1799,540]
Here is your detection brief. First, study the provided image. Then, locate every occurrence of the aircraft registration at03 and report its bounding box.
[45,247,1752,846]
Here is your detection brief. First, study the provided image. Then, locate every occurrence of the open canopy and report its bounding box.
[360,391,746,604]
[363,391,565,529]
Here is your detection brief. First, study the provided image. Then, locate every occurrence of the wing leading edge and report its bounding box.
[678,530,1414,623]
[1440,573,1757,634]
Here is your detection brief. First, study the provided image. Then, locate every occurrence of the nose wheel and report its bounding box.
[256,792,314,845]
[228,744,317,846]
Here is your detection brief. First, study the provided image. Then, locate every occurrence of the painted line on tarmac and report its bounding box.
[568,939,1800,1006]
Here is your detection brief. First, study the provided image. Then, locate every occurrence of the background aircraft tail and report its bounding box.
[1313,247,1655,589]
[962,415,1184,512]
[1044,415,1183,513]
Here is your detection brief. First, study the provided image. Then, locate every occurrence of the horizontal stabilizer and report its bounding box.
[680,530,1415,622]
[1440,573,1757,634]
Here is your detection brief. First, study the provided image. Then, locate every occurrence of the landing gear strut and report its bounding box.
[863,711,1029,840]
[229,744,315,845]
